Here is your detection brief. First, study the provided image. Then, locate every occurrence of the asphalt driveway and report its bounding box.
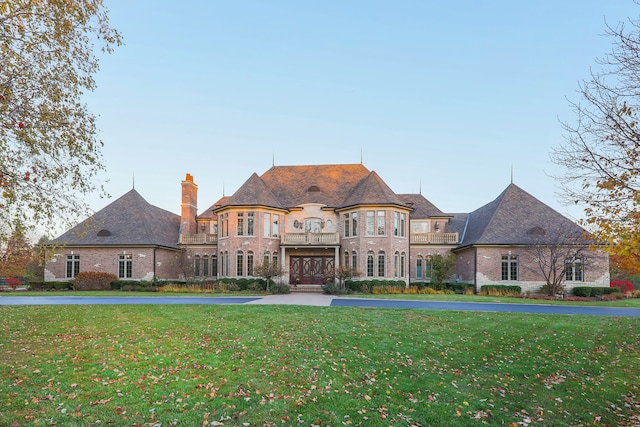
[1,294,640,316]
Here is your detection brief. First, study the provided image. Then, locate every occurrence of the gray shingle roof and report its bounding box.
[340,171,409,209]
[398,193,447,218]
[50,189,180,248]
[223,173,284,209]
[458,183,588,247]
[258,164,372,207]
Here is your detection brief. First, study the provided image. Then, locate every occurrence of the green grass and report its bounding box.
[1,305,638,426]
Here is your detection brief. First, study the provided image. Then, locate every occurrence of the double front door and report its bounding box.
[289,256,335,285]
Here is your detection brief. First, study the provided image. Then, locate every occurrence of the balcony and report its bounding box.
[179,234,218,245]
[281,232,340,245]
[410,232,459,244]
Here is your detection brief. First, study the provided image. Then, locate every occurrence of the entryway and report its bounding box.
[289,256,335,285]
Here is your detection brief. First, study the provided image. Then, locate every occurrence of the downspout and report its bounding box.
[153,247,157,281]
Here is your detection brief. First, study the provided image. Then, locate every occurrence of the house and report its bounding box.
[45,164,610,292]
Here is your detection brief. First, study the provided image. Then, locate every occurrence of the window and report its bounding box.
[344,213,350,237]
[394,252,399,277]
[237,251,244,276]
[225,251,229,276]
[203,255,209,277]
[366,251,374,277]
[425,255,433,278]
[221,213,228,237]
[351,252,357,271]
[378,251,386,277]
[565,257,584,281]
[352,212,358,236]
[212,255,218,277]
[344,251,349,267]
[272,214,279,237]
[412,221,430,234]
[237,213,244,236]
[272,251,278,267]
[377,211,386,235]
[194,255,201,277]
[501,254,518,281]
[366,211,375,235]
[247,212,254,235]
[220,252,225,276]
[393,212,399,236]
[247,251,254,276]
[305,218,322,233]
[118,254,132,279]
[263,213,270,237]
[416,257,423,279]
[400,213,406,237]
[66,254,80,278]
[401,252,406,277]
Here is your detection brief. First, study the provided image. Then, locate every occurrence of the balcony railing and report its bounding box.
[410,232,459,244]
[179,234,218,244]
[281,232,340,245]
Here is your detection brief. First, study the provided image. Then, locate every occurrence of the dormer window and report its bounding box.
[97,229,112,237]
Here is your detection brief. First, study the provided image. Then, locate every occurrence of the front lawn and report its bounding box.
[1,305,638,426]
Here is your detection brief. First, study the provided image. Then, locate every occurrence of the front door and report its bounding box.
[290,256,335,285]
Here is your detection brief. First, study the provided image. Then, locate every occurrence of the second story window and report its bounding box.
[352,212,358,236]
[237,213,244,236]
[344,213,350,237]
[247,212,254,235]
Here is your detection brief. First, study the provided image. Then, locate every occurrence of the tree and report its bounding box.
[333,265,360,290]
[0,226,34,278]
[429,254,455,290]
[253,259,283,292]
[0,1,121,241]
[525,224,591,296]
[552,12,640,268]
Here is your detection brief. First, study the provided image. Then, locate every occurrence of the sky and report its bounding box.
[81,0,639,227]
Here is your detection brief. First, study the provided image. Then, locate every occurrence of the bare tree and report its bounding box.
[253,260,283,292]
[333,265,360,290]
[525,224,592,296]
[552,11,640,270]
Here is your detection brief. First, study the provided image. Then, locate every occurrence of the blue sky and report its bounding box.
[83,1,638,223]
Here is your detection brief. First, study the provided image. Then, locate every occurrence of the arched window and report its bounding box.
[416,256,423,279]
[247,251,254,276]
[194,255,201,277]
[366,251,374,277]
[202,255,209,277]
[378,251,386,277]
[400,252,406,277]
[212,255,218,277]
[272,251,278,266]
[425,255,433,279]
[394,251,399,277]
[237,251,244,276]
[351,251,357,272]
[344,251,350,267]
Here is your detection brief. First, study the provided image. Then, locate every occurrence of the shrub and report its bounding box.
[573,286,620,297]
[5,277,22,290]
[270,283,290,294]
[479,285,522,297]
[611,280,634,294]
[73,272,118,291]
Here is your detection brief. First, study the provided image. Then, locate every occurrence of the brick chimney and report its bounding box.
[181,173,198,235]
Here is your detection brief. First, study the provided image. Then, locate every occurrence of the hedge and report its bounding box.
[572,286,621,297]
[28,281,73,290]
[410,281,474,294]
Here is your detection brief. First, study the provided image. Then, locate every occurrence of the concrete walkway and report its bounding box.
[247,293,334,306]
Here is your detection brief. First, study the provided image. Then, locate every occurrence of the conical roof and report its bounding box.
[458,183,587,247]
[50,189,180,248]
[340,171,409,209]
